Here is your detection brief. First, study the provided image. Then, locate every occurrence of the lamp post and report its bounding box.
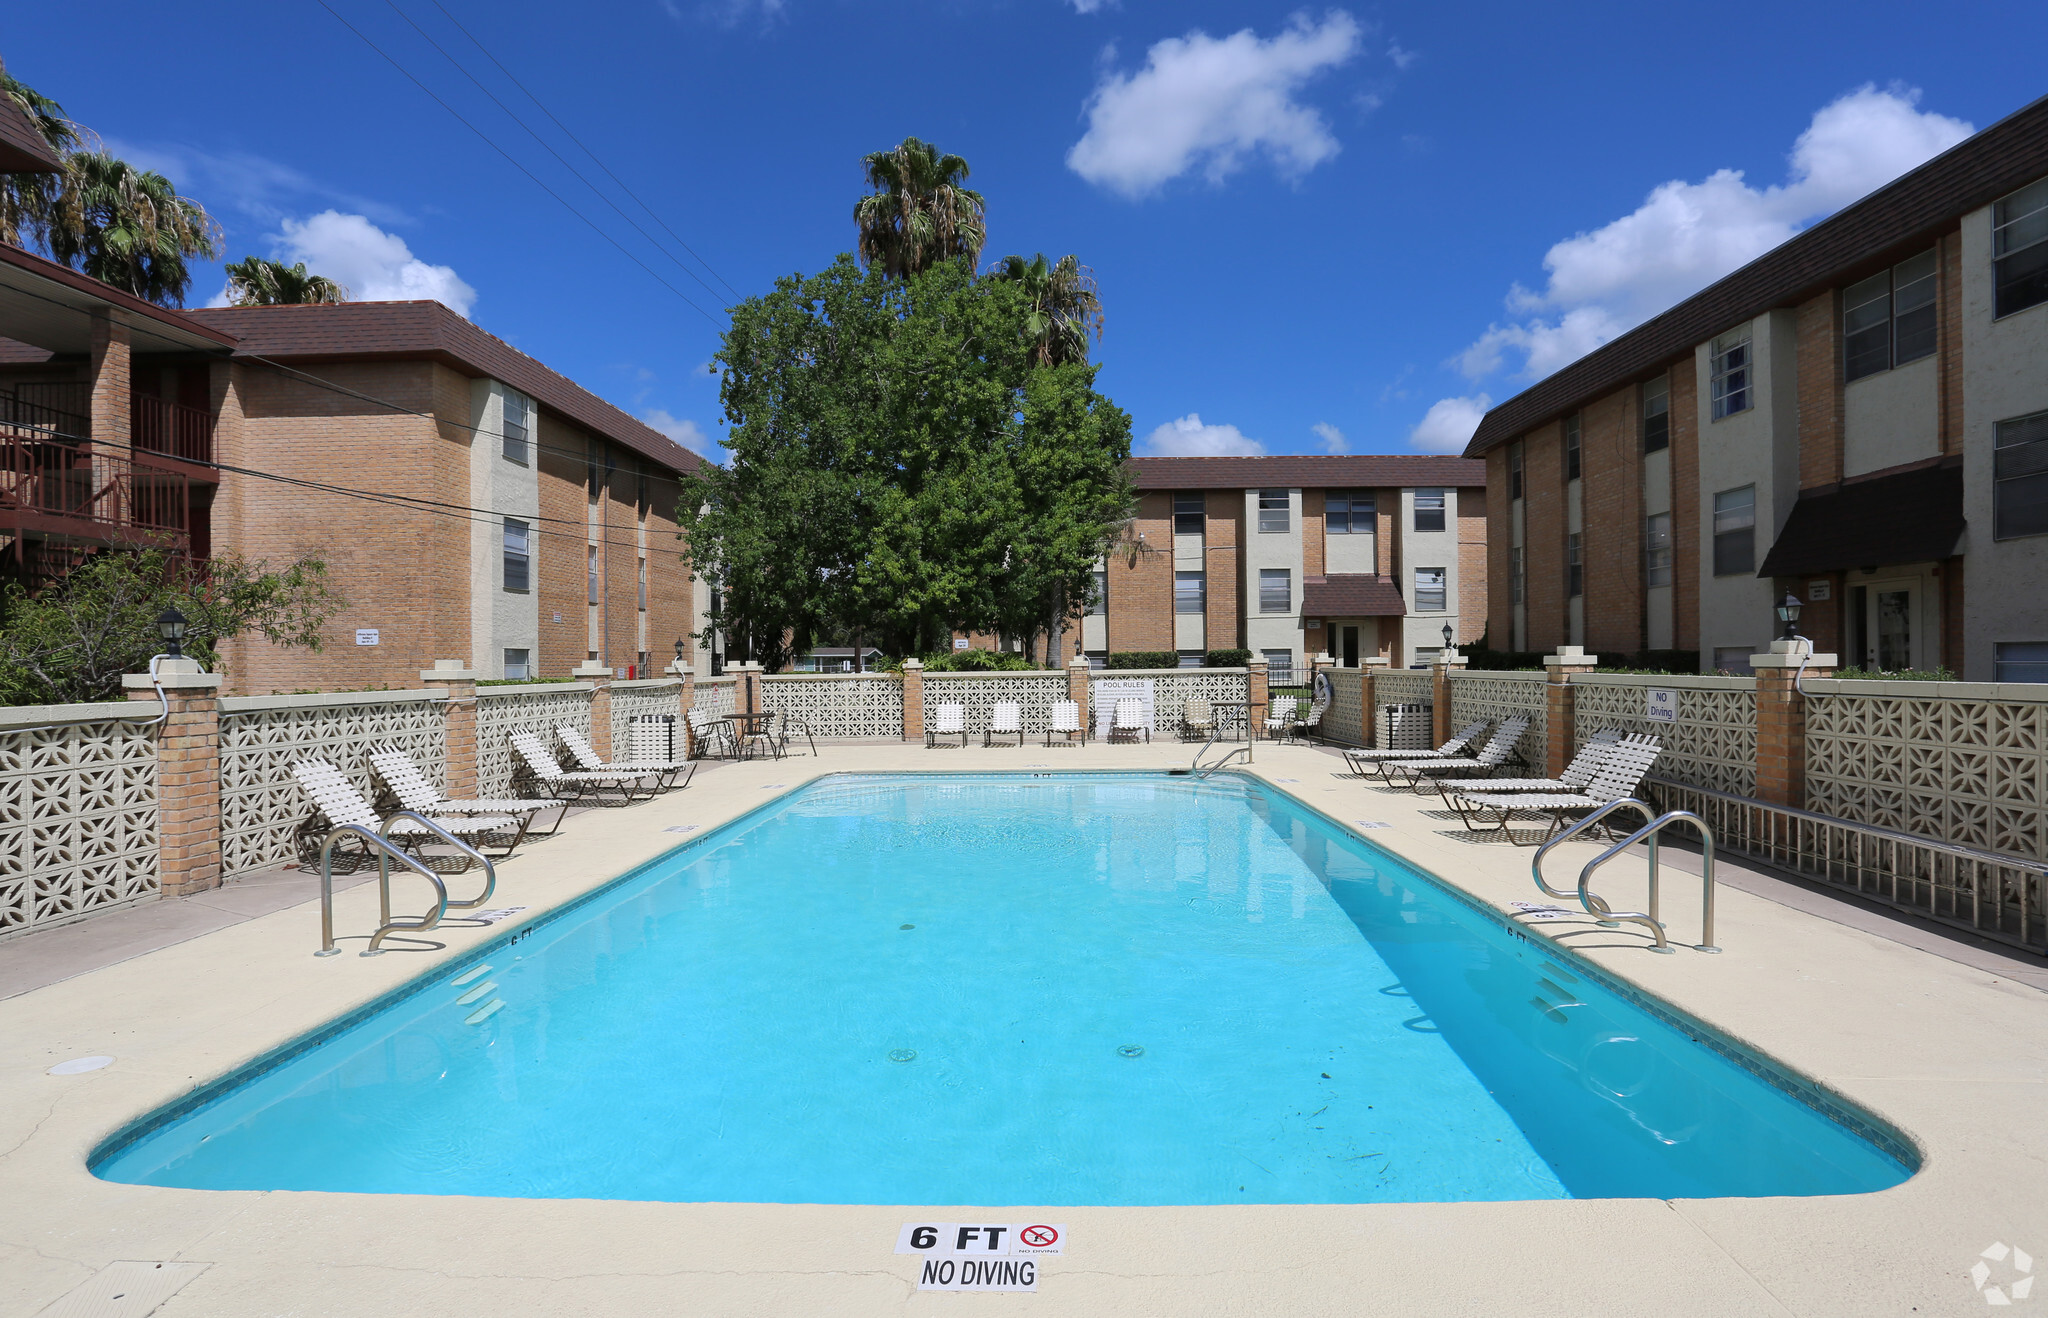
[155,607,188,660]
[674,636,686,668]
[1776,591,1804,642]
[1441,622,1455,656]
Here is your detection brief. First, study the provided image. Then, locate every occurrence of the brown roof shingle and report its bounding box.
[1465,92,2048,458]
[0,86,62,174]
[184,301,706,475]
[1129,454,1484,489]
[1301,574,1407,617]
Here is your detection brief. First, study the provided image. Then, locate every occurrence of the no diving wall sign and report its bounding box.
[896,1222,1065,1292]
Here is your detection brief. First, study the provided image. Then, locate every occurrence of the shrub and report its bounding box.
[1106,651,1178,670]
[1204,648,1252,668]
[1832,666,1956,681]
[921,648,1037,672]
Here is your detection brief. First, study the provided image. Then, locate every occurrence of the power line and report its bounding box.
[312,0,725,327]
[383,0,736,308]
[424,0,745,302]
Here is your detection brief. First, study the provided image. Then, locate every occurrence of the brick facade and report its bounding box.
[1579,390,1642,655]
[1106,490,1174,652]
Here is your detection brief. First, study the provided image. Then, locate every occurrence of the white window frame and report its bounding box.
[1642,376,1670,454]
[1644,512,1673,588]
[1413,488,1446,533]
[502,518,530,592]
[1174,570,1206,615]
[1258,568,1291,613]
[1994,410,2048,541]
[1172,492,1205,535]
[502,391,531,464]
[1326,489,1373,534]
[503,647,531,680]
[1413,566,1447,613]
[1713,485,1756,577]
[1993,176,2048,320]
[1711,329,1752,419]
[1258,488,1290,533]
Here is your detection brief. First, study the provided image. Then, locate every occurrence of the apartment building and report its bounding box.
[1084,455,1488,681]
[1465,93,2048,681]
[0,268,713,692]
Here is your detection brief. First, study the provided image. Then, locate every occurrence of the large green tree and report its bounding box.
[853,136,987,278]
[224,256,349,306]
[49,151,222,306]
[0,71,80,251]
[988,253,1104,367]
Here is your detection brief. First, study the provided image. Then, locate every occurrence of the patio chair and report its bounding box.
[1342,719,1489,778]
[1180,698,1216,742]
[1108,698,1150,743]
[984,701,1024,747]
[1045,699,1086,747]
[510,732,652,805]
[368,749,567,839]
[558,724,696,790]
[1447,735,1664,845]
[760,708,816,757]
[927,702,968,748]
[1447,729,1624,796]
[1263,696,1299,739]
[293,758,528,862]
[1294,693,1330,744]
[686,708,733,759]
[1381,717,1531,791]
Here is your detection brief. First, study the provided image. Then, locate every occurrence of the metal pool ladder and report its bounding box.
[316,811,499,957]
[1532,798,1722,954]
[1180,725,1252,778]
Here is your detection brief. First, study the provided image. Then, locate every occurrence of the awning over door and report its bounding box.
[1758,461,1964,577]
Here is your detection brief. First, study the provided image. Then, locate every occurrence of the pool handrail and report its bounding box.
[315,824,450,958]
[1578,809,1720,955]
[1531,797,1655,901]
[380,810,497,914]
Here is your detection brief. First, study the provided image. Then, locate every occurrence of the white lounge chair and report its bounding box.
[293,758,526,861]
[1109,698,1150,743]
[985,701,1023,747]
[1382,717,1531,791]
[1045,699,1086,746]
[1263,695,1299,739]
[1343,720,1489,778]
[1448,736,1664,844]
[1180,698,1215,742]
[369,749,567,839]
[927,702,967,748]
[1449,729,1625,794]
[557,724,695,790]
[686,707,732,759]
[510,732,652,804]
[760,708,815,757]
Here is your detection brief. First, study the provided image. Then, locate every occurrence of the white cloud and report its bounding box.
[1141,412,1265,457]
[219,211,477,315]
[1453,85,1972,382]
[1067,0,1110,12]
[108,138,410,228]
[1310,421,1347,453]
[1067,12,1362,197]
[1407,394,1490,454]
[643,409,724,461]
[1387,43,1417,70]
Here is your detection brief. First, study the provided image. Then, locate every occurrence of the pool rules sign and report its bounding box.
[897,1222,1065,1292]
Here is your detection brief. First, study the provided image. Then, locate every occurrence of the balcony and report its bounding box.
[132,394,216,467]
[0,388,194,587]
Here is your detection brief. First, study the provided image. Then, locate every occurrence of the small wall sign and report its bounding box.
[953,638,970,650]
[354,629,380,646]
[1807,580,1832,601]
[1646,689,1677,723]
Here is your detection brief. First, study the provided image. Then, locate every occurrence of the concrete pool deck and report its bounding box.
[1,740,2043,1316]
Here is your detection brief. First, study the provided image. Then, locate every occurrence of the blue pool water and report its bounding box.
[94,773,1912,1204]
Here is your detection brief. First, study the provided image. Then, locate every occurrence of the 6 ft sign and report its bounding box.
[896,1222,1066,1292]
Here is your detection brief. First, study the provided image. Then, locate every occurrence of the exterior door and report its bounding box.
[1337,625,1360,667]
[1863,581,1920,671]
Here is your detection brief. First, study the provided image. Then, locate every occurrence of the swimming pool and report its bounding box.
[94,773,1913,1204]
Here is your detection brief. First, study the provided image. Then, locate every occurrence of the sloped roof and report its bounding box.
[184,301,706,475]
[1301,574,1407,617]
[0,85,62,174]
[0,241,238,354]
[1129,454,1484,489]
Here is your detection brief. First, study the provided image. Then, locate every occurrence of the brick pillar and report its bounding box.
[90,311,132,525]
[573,661,613,757]
[1361,657,1388,746]
[1430,652,1469,747]
[1751,640,1835,807]
[1248,656,1269,739]
[901,658,924,742]
[420,660,479,798]
[123,657,223,897]
[1542,645,1598,777]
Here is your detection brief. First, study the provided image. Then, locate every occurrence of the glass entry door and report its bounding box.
[1336,624,1360,667]
[1863,581,1920,671]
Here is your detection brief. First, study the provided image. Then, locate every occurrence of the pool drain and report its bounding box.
[888,1049,917,1063]
[1117,1045,1145,1059]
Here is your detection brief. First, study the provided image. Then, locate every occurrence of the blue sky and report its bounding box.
[6,2,2046,461]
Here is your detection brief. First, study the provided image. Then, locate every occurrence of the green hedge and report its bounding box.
[920,648,1037,672]
[1204,648,1252,668]
[1106,651,1179,670]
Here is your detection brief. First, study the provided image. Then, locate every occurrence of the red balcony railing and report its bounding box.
[0,393,190,540]
[132,395,215,465]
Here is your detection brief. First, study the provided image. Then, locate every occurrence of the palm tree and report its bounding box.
[990,253,1104,367]
[47,151,222,307]
[0,70,82,250]
[853,137,987,278]
[223,256,349,306]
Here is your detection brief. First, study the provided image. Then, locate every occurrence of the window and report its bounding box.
[1262,649,1295,685]
[1644,512,1673,588]
[1508,442,1524,500]
[502,519,530,592]
[1259,568,1291,613]
[1085,651,1107,671]
[1712,646,1756,676]
[1258,488,1290,532]
[638,557,648,611]
[1993,177,2048,318]
[1325,489,1374,533]
[1086,569,1108,616]
[1563,414,1581,481]
[1414,566,1446,612]
[1176,650,1204,669]
[1566,534,1583,598]
[1713,486,1756,576]
[1413,488,1446,532]
[1510,547,1524,605]
[503,648,530,680]
[502,393,530,464]
[1994,410,2048,540]
[1995,642,2048,683]
[1175,570,1206,614]
[587,545,600,605]
[1711,329,1752,419]
[1844,250,1937,382]
[1173,492,1205,535]
[1642,376,1670,453]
